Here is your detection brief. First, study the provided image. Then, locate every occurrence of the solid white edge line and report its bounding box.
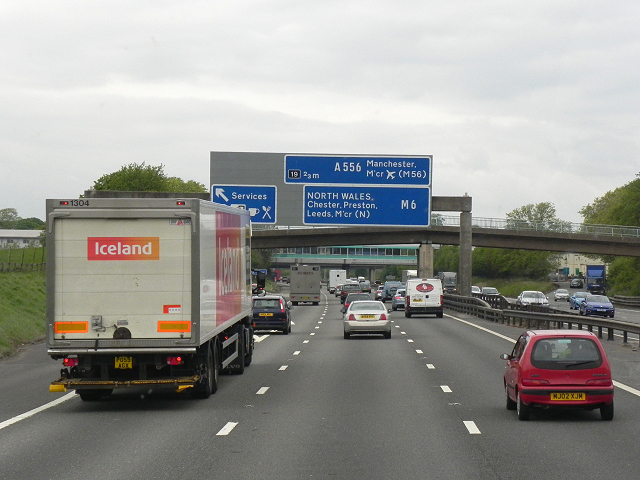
[446,313,640,398]
[0,392,77,430]
[463,421,481,434]
[216,422,238,436]
[613,381,640,396]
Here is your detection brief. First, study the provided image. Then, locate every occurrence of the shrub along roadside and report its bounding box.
[0,271,46,358]
[472,278,557,298]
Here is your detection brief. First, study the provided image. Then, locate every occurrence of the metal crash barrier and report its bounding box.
[444,294,640,345]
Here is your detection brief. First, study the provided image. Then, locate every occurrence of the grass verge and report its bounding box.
[0,271,46,358]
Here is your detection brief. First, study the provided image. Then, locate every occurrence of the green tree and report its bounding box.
[506,202,572,232]
[472,202,561,279]
[0,208,19,229]
[91,162,207,193]
[251,249,273,270]
[579,175,640,226]
[14,217,45,230]
[579,175,640,295]
[434,245,459,273]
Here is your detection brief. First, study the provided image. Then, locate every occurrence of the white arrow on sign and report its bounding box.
[215,188,229,202]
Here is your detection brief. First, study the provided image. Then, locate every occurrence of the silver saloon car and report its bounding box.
[343,300,391,339]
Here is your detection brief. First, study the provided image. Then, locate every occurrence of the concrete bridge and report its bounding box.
[253,223,640,257]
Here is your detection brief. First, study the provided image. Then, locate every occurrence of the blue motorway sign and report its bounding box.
[211,185,276,224]
[303,185,430,226]
[285,155,431,186]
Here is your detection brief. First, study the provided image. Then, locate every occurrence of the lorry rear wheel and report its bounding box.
[192,343,216,399]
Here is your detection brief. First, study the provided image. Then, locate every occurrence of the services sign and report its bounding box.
[211,184,276,224]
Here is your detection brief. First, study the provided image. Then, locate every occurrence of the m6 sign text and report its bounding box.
[303,185,430,226]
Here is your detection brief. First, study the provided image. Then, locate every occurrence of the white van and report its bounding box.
[405,278,444,318]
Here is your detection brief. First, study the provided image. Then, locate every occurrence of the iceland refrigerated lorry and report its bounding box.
[46,198,254,400]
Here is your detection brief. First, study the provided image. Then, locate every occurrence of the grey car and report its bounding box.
[391,288,406,311]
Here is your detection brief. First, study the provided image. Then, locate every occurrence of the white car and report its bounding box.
[375,285,384,300]
[554,289,570,302]
[343,300,391,339]
[516,291,549,308]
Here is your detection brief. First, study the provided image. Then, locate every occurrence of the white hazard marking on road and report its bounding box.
[216,422,238,436]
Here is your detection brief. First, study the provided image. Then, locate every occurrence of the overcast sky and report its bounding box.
[1,0,638,225]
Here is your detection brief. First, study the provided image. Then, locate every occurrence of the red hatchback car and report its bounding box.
[501,330,614,421]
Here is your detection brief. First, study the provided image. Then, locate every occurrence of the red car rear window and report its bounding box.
[530,338,603,369]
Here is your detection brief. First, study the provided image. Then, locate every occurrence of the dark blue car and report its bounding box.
[579,294,615,318]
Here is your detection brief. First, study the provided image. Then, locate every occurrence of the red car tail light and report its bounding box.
[521,378,550,386]
[406,296,411,305]
[348,314,355,320]
[380,313,387,320]
[587,378,612,386]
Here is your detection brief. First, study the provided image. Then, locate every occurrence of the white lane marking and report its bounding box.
[441,385,452,393]
[293,351,301,356]
[445,313,514,342]
[315,326,320,329]
[614,381,640,397]
[427,364,436,369]
[216,422,238,436]
[318,321,323,324]
[464,421,481,434]
[401,331,407,335]
[303,340,309,344]
[256,387,270,395]
[446,313,640,398]
[0,392,76,431]
[416,349,424,354]
[279,365,288,371]
[407,339,414,343]
[310,333,315,336]
[254,335,270,343]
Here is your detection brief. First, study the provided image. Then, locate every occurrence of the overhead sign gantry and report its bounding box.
[284,155,432,227]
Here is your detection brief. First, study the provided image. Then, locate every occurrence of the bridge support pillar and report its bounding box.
[418,243,434,278]
[459,210,472,296]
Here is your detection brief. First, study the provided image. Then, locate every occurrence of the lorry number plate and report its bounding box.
[115,356,133,369]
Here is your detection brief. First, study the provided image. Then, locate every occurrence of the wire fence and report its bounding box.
[0,246,46,272]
